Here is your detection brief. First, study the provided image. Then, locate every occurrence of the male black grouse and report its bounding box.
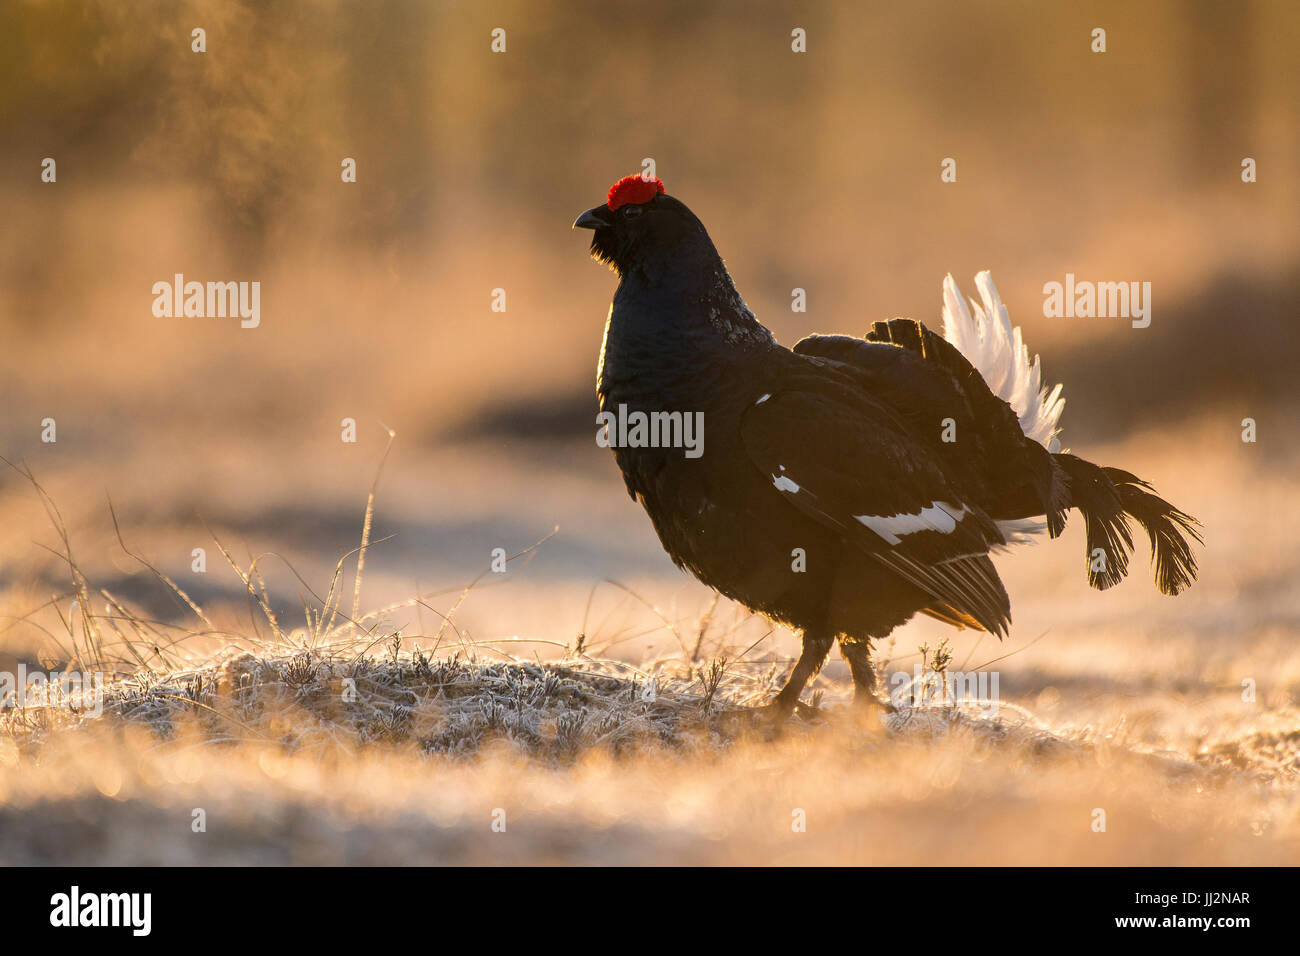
[575,174,1201,716]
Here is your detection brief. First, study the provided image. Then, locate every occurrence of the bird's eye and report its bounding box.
[622,204,643,217]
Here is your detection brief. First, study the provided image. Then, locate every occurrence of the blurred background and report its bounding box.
[1,0,1298,704]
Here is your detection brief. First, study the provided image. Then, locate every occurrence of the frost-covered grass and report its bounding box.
[4,642,1298,865]
[4,622,1300,865]
[4,620,1299,866]
[2,457,1298,865]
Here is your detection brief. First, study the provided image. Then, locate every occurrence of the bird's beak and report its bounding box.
[573,206,609,230]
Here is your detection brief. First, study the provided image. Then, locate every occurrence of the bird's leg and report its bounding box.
[839,636,892,711]
[770,627,835,717]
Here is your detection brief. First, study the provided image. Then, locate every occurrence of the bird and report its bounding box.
[574,173,1202,717]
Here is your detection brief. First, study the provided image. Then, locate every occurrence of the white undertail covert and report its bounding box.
[941,271,1065,450]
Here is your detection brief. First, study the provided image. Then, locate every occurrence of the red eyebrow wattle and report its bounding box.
[607,175,666,210]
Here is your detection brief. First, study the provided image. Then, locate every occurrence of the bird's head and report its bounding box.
[573,175,710,277]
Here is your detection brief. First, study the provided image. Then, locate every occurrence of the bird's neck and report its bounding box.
[612,256,775,350]
[598,260,775,406]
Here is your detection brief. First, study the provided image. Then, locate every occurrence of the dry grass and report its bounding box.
[2,454,1298,866]
[3,639,1298,864]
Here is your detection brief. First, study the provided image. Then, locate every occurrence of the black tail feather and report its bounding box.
[1052,454,1200,595]
[1054,454,1132,589]
[1102,467,1203,596]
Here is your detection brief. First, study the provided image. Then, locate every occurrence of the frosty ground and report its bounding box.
[3,601,1297,865]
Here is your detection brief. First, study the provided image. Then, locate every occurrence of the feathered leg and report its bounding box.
[771,627,834,715]
[839,636,887,709]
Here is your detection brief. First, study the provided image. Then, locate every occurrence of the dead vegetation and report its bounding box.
[2,452,1298,865]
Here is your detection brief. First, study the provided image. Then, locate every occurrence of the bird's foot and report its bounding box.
[789,700,821,720]
[857,692,897,714]
[838,690,896,731]
[724,697,820,736]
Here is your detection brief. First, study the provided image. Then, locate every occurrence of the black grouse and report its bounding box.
[574,174,1202,716]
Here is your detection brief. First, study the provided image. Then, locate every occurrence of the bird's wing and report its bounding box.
[795,322,1064,537]
[739,383,1011,636]
[794,327,990,440]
